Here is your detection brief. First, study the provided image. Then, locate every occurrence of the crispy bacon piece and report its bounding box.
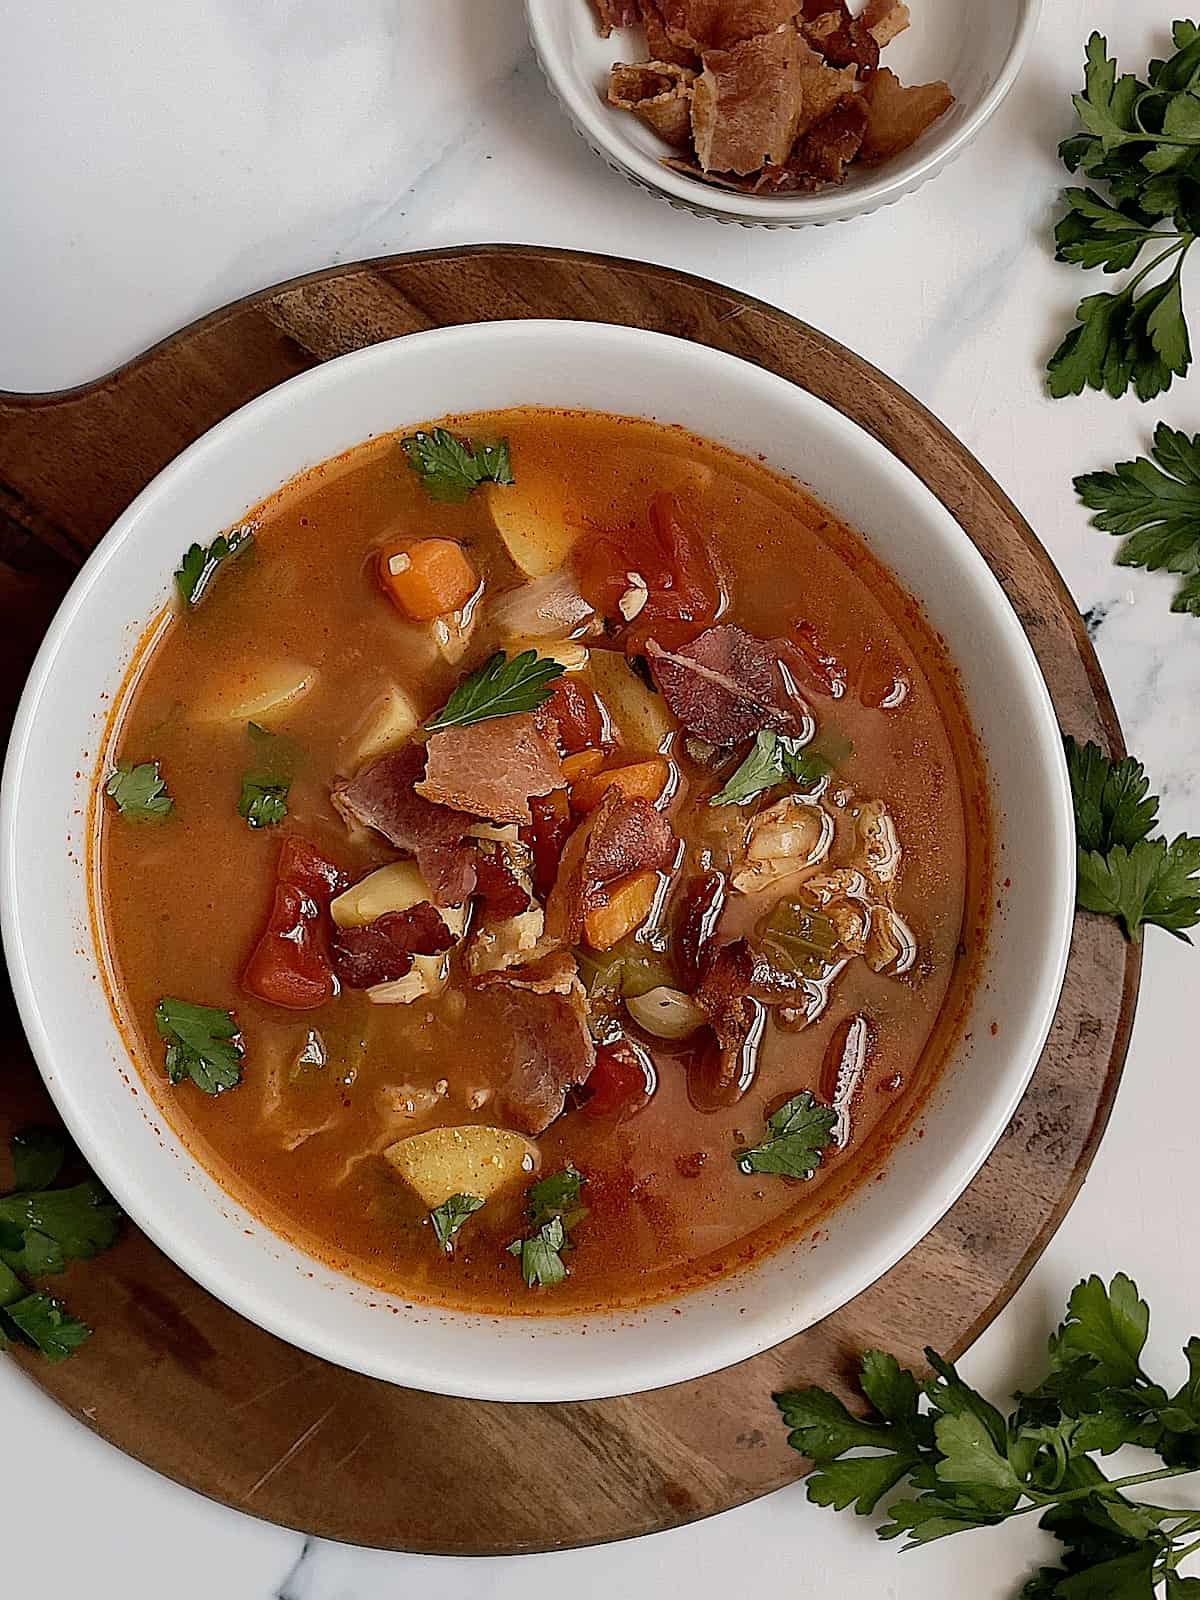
[331,904,455,990]
[243,838,346,1010]
[658,0,802,50]
[332,746,478,907]
[524,789,574,901]
[473,853,532,920]
[677,868,727,984]
[608,60,696,149]
[473,973,596,1135]
[693,938,765,1093]
[647,623,806,745]
[860,66,954,163]
[638,0,698,66]
[417,714,565,828]
[546,788,676,944]
[800,7,879,69]
[589,0,640,34]
[691,24,809,174]
[757,94,869,188]
[861,0,910,46]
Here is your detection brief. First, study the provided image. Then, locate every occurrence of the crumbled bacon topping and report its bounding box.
[647,623,806,745]
[473,853,532,920]
[331,904,455,990]
[691,24,810,174]
[589,0,640,35]
[589,0,946,195]
[332,746,478,907]
[417,713,565,827]
[693,938,765,1092]
[472,972,596,1134]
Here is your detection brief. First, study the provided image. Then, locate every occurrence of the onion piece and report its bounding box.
[492,571,595,641]
[625,985,707,1041]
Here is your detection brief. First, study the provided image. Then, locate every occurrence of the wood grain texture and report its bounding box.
[0,246,1138,1553]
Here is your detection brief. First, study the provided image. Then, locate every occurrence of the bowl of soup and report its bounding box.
[0,321,1073,1400]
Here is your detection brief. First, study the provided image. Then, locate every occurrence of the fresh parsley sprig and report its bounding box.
[1076,424,1200,615]
[0,1128,121,1363]
[237,722,295,829]
[734,1092,837,1180]
[710,729,848,808]
[401,428,514,503]
[507,1166,586,1288]
[1049,27,1200,402]
[425,650,565,733]
[776,1274,1200,1597]
[105,759,173,820]
[1065,737,1200,941]
[174,526,252,607]
[430,1192,483,1253]
[154,997,244,1095]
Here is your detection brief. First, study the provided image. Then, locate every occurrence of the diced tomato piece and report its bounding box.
[243,838,347,1010]
[522,789,574,901]
[572,492,720,654]
[581,1040,655,1120]
[542,677,606,756]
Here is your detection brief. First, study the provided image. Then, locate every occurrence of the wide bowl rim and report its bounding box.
[525,0,1044,225]
[0,318,1074,1400]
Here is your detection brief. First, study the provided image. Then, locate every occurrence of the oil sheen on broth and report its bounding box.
[95,408,989,1315]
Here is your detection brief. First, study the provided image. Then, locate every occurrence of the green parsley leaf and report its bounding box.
[507,1216,567,1288]
[430,1192,484,1252]
[734,1090,837,1180]
[1064,738,1200,941]
[1049,32,1200,402]
[0,1257,25,1307]
[3,1292,91,1363]
[154,997,244,1094]
[0,1180,121,1275]
[1065,737,1159,853]
[1077,837,1200,942]
[10,1127,66,1192]
[1050,1274,1150,1388]
[507,1167,587,1287]
[237,780,288,828]
[525,1164,587,1231]
[174,526,252,607]
[710,728,847,807]
[401,428,514,503]
[236,722,296,829]
[425,650,565,732]
[1076,424,1200,614]
[105,759,173,820]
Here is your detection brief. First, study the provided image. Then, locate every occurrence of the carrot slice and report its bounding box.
[571,758,669,813]
[378,539,478,621]
[583,868,660,950]
[561,749,607,781]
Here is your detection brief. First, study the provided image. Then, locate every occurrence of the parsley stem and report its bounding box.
[1009,1464,1197,1520]
[1120,236,1192,301]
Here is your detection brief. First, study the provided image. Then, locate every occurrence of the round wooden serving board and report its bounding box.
[0,247,1138,1554]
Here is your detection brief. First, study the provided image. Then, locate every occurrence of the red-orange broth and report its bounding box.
[94,409,990,1314]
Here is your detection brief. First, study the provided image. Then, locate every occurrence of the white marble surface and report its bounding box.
[2,1,1198,1595]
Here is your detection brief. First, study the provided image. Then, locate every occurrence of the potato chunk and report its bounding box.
[197,659,317,725]
[384,1125,539,1207]
[587,648,676,755]
[331,862,468,937]
[488,481,577,577]
[345,685,420,764]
